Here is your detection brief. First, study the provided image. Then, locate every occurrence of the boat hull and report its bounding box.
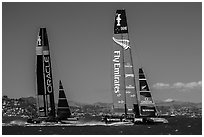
[134,117,168,124]
[102,116,168,124]
[59,117,79,124]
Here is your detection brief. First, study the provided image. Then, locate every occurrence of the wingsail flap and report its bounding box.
[57,80,71,120]
[139,68,157,117]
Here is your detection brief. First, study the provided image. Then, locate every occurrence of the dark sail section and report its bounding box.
[57,80,71,120]
[138,68,157,117]
[41,28,56,118]
[36,29,45,95]
[36,28,47,117]
[112,9,137,115]
[114,10,128,34]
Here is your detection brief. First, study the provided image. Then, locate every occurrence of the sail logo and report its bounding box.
[112,37,130,50]
[116,14,121,26]
[44,56,53,94]
[36,47,43,55]
[121,26,127,31]
[126,91,131,94]
[125,74,134,77]
[128,108,133,111]
[142,109,155,112]
[43,50,49,55]
[130,94,136,97]
[113,51,121,96]
[37,36,41,45]
[118,100,124,104]
[126,85,135,89]
[141,85,147,90]
[125,63,133,68]
[116,93,121,97]
[141,98,153,104]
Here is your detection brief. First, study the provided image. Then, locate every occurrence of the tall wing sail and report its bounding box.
[36,28,47,117]
[112,9,137,114]
[57,80,71,120]
[138,68,157,117]
[41,28,56,118]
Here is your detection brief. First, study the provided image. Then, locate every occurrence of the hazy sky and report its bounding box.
[2,2,202,103]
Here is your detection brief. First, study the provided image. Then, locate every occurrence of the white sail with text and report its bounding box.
[112,9,138,115]
[36,28,56,119]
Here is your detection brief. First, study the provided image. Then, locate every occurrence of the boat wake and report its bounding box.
[25,120,134,126]
[74,121,107,126]
[2,120,27,126]
[106,121,134,126]
[3,120,134,127]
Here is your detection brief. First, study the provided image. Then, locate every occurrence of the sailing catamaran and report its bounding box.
[27,28,78,124]
[27,28,56,123]
[103,9,168,124]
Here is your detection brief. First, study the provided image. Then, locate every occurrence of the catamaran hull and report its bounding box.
[26,117,58,124]
[134,117,168,124]
[102,116,134,124]
[102,116,168,124]
[59,117,79,124]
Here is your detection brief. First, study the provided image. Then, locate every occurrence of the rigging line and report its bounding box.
[129,46,139,105]
[121,33,127,116]
[45,28,56,117]
[125,10,135,113]
[48,31,62,95]
[42,28,48,117]
[111,12,116,110]
[51,40,72,108]
[48,35,66,110]
[127,28,143,70]
[110,34,115,111]
[111,11,116,110]
[126,13,139,107]
[35,29,39,117]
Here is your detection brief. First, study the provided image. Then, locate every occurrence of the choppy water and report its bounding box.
[2,116,202,135]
